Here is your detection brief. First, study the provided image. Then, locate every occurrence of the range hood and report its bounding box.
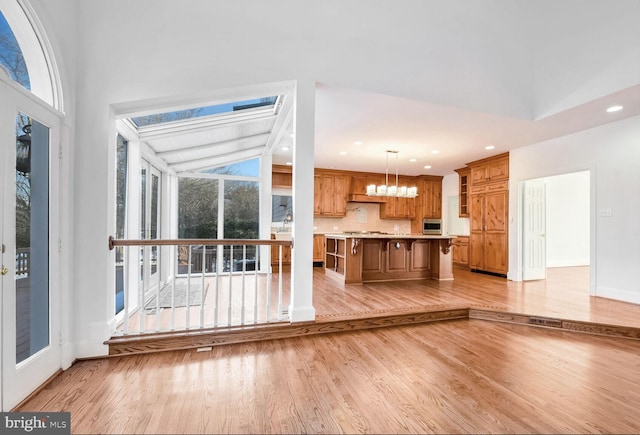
[347,193,387,203]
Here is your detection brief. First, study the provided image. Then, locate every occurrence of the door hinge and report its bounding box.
[59,142,63,159]
[59,331,63,346]
[58,238,62,253]
[1,243,5,254]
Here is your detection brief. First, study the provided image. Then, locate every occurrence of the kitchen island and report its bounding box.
[324,233,456,284]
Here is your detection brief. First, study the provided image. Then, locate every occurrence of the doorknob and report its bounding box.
[1,266,7,276]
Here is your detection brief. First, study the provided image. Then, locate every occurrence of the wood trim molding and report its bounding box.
[104,305,640,357]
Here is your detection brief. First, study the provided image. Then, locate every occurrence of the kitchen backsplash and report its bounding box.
[313,203,411,234]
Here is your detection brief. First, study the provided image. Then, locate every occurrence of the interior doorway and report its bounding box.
[521,170,590,292]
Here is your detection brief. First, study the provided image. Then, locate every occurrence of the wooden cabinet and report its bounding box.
[313,234,325,265]
[455,167,470,217]
[314,170,348,217]
[451,236,469,266]
[409,175,443,233]
[380,196,416,219]
[272,164,292,188]
[469,153,509,185]
[270,236,291,272]
[420,176,443,219]
[378,175,418,219]
[467,153,509,276]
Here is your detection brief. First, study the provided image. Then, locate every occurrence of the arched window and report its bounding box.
[0,0,62,110]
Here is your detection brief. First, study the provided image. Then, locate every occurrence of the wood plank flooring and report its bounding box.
[19,319,640,434]
[315,266,640,328]
[105,266,640,354]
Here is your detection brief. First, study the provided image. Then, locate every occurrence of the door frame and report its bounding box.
[515,169,595,295]
[0,74,63,411]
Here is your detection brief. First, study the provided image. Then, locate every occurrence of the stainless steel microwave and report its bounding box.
[423,218,442,235]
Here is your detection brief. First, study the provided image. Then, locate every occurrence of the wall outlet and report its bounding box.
[598,208,613,217]
[333,226,339,231]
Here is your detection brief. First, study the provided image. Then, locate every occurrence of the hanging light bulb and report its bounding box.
[366,150,418,198]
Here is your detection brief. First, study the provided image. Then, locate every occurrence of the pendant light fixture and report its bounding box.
[366,150,418,198]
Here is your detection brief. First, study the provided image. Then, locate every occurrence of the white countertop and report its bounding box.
[323,233,456,240]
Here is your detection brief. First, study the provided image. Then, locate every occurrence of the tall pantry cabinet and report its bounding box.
[467,153,509,276]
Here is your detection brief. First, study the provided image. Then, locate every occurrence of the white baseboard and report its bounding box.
[546,260,590,268]
[596,286,640,305]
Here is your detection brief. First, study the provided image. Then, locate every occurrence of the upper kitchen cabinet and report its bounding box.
[314,169,348,217]
[272,164,292,188]
[454,167,470,217]
[419,175,443,219]
[379,175,418,219]
[468,152,509,185]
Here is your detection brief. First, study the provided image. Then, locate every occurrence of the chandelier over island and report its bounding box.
[366,150,418,198]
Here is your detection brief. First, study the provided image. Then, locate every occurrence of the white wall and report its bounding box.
[531,0,640,119]
[543,171,590,268]
[509,115,640,304]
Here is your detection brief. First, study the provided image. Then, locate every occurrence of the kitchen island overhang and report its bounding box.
[324,233,456,284]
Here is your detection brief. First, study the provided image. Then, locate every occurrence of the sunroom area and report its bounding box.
[111,88,298,336]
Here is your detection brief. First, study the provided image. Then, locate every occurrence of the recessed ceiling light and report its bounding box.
[485,145,495,150]
[290,132,295,138]
[409,158,417,162]
[354,141,363,145]
[281,146,290,151]
[285,161,292,166]
[606,105,623,113]
[431,150,439,154]
[424,165,432,169]
[339,151,348,156]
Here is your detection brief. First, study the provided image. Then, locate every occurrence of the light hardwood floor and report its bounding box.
[19,318,640,434]
[315,266,640,328]
[18,266,640,433]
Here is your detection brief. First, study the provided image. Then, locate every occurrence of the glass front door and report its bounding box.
[1,79,61,411]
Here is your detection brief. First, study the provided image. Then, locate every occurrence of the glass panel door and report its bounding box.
[139,161,161,290]
[15,113,50,364]
[1,78,61,411]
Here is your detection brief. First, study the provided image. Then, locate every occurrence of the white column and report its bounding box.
[289,79,316,322]
[260,154,273,273]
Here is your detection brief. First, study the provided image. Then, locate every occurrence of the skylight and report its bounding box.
[130,96,278,127]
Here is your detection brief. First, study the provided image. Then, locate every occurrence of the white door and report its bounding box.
[522,180,546,280]
[0,78,61,410]
[139,161,161,294]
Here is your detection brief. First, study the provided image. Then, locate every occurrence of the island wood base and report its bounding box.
[325,235,454,284]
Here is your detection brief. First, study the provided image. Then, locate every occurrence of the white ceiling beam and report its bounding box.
[156,132,271,157]
[168,143,265,166]
[265,94,294,155]
[138,109,277,141]
[172,147,265,173]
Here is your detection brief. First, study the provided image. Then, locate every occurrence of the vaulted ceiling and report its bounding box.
[93,0,640,176]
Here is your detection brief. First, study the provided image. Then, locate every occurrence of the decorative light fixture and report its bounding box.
[16,124,31,175]
[366,150,418,198]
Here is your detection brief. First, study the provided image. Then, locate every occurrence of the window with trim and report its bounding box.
[178,159,260,273]
[0,10,29,88]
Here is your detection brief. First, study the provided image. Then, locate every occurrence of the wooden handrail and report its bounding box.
[108,236,293,250]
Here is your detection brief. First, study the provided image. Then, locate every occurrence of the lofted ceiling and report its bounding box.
[108,1,640,178]
[130,80,639,178]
